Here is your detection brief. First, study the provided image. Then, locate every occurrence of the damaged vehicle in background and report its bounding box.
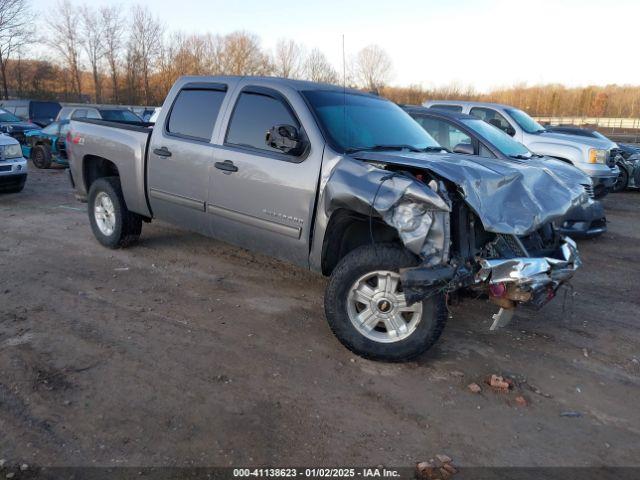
[424,101,619,198]
[67,77,583,361]
[403,106,607,238]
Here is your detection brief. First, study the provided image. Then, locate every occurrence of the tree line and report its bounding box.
[1,0,639,118]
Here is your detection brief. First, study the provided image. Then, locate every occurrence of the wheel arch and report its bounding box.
[320,208,400,276]
[83,155,120,192]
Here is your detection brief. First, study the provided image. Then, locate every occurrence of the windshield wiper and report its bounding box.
[508,154,532,160]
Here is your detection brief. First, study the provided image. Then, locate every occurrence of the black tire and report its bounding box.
[611,166,629,193]
[324,244,447,362]
[88,177,142,249]
[31,145,52,169]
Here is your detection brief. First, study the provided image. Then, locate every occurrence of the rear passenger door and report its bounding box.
[207,85,324,267]
[147,83,227,234]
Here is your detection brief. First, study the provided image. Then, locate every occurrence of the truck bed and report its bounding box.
[68,118,154,217]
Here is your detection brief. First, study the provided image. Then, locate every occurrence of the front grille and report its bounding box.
[0,165,11,172]
[581,183,595,199]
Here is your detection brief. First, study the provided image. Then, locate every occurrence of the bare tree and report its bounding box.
[130,5,163,104]
[0,0,33,99]
[100,5,124,103]
[80,5,105,103]
[49,0,83,99]
[220,31,271,76]
[354,44,392,91]
[303,48,338,84]
[272,39,304,79]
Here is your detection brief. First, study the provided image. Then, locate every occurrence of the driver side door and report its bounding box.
[207,85,323,267]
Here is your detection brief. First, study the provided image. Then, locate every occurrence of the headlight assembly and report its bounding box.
[0,143,23,160]
[588,148,607,164]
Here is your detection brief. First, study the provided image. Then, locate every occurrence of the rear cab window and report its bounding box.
[429,104,463,112]
[166,86,227,141]
[225,88,301,156]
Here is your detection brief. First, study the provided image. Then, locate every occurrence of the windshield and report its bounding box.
[99,109,142,122]
[461,119,531,157]
[302,90,439,153]
[0,108,22,123]
[505,108,545,134]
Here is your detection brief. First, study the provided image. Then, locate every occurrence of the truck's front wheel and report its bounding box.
[88,177,142,249]
[325,244,447,362]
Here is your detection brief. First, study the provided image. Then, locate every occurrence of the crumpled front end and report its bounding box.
[319,153,582,329]
[477,236,580,320]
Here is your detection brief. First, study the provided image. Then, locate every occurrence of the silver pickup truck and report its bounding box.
[68,76,583,361]
[423,101,619,198]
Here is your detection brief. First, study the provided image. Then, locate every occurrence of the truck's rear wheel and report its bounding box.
[324,244,447,362]
[88,177,142,249]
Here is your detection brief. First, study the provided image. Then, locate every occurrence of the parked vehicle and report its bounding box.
[424,101,619,198]
[132,106,160,122]
[148,108,161,124]
[68,76,583,361]
[0,134,27,193]
[57,106,144,123]
[544,125,640,192]
[403,107,607,238]
[0,108,40,145]
[0,100,62,127]
[22,120,71,169]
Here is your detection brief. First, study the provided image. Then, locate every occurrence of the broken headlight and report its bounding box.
[392,202,430,232]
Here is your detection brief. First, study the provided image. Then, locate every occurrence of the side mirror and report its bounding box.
[265,124,305,155]
[453,143,474,155]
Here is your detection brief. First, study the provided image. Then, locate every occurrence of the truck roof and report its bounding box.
[175,75,373,96]
[423,100,516,110]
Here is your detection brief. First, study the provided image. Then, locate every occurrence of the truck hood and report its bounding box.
[536,131,617,150]
[352,151,588,236]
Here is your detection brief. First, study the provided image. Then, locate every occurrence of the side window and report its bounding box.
[71,109,87,119]
[414,116,472,151]
[429,104,463,112]
[469,107,514,136]
[479,143,496,158]
[167,88,226,141]
[225,90,299,155]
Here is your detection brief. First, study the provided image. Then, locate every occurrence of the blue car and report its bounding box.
[22,120,71,169]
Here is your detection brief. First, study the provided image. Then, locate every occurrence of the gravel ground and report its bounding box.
[1,165,639,470]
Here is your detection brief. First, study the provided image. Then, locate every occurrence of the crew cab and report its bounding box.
[424,101,619,198]
[68,76,583,361]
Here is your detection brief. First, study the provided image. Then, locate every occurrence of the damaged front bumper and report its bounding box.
[401,236,581,329]
[477,236,581,310]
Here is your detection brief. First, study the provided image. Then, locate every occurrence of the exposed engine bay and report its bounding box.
[322,153,583,329]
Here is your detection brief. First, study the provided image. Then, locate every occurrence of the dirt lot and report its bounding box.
[1,165,639,470]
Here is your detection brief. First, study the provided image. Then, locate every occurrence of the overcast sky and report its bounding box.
[31,0,639,92]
